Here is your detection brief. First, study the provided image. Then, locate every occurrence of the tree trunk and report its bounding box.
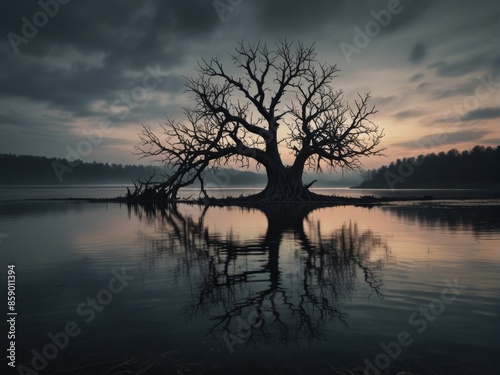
[253,159,319,202]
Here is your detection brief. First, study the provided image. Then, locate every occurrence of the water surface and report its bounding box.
[0,189,498,374]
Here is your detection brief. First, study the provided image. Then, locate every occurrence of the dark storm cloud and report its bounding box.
[0,0,219,119]
[375,0,433,33]
[337,0,433,34]
[431,52,499,78]
[463,107,500,121]
[0,0,466,122]
[0,53,123,113]
[0,0,498,162]
[432,83,476,100]
[374,95,398,105]
[481,138,500,146]
[0,112,69,134]
[250,0,341,33]
[393,130,489,149]
[417,82,428,90]
[410,73,424,82]
[1,0,218,62]
[432,71,500,100]
[409,42,426,63]
[393,109,425,120]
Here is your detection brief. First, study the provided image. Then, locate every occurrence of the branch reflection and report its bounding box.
[128,203,391,349]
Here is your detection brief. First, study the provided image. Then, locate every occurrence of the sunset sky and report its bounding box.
[0,0,498,171]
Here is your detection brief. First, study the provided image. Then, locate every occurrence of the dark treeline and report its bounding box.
[0,154,269,186]
[358,145,500,189]
[0,154,159,185]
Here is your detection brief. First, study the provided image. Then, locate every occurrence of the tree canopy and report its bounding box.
[136,40,384,202]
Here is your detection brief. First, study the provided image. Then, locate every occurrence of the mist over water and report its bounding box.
[0,185,499,202]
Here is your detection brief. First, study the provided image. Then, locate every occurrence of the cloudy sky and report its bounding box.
[1,0,498,169]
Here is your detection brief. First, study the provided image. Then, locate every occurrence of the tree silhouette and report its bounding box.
[136,41,384,202]
[132,203,391,350]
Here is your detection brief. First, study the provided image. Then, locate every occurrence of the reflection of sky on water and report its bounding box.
[0,201,498,374]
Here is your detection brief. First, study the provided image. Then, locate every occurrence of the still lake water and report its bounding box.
[0,186,499,374]
[0,185,499,201]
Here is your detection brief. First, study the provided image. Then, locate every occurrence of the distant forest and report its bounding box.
[3,147,498,188]
[0,154,269,186]
[0,154,364,187]
[0,154,158,185]
[358,145,500,189]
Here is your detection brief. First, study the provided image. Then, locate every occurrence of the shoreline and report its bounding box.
[21,195,500,208]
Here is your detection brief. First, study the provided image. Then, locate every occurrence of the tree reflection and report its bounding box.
[382,204,499,234]
[128,203,391,349]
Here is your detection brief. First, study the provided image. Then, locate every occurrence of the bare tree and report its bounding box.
[136,40,385,202]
